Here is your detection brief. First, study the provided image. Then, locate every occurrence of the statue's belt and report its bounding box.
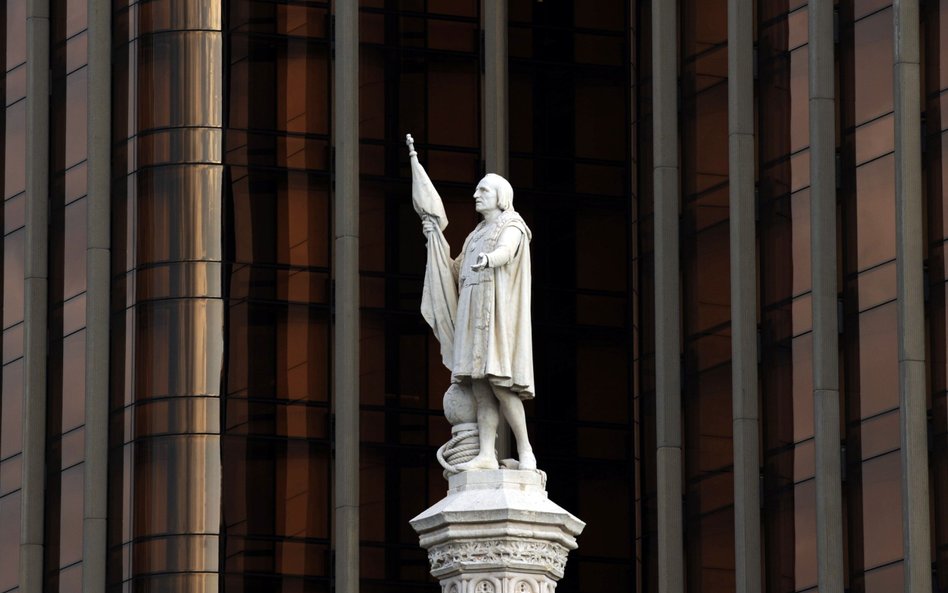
[459,273,492,288]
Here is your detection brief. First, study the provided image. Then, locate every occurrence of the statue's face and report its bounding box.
[473,178,499,215]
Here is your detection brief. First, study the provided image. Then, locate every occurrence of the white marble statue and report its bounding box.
[407,134,536,472]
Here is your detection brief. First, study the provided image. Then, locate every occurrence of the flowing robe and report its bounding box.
[448,210,535,399]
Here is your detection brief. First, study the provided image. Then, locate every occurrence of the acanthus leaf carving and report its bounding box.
[427,539,568,576]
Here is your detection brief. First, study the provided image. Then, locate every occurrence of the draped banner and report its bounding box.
[408,134,457,370]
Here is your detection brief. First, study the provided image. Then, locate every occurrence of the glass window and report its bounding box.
[854,114,894,166]
[854,154,896,271]
[6,63,26,106]
[793,479,818,589]
[62,293,86,336]
[63,197,87,300]
[791,189,811,296]
[58,562,83,593]
[3,228,26,328]
[5,98,25,199]
[856,261,896,312]
[790,46,809,154]
[860,452,904,569]
[859,411,900,460]
[64,68,88,168]
[853,8,894,126]
[5,193,25,234]
[0,454,21,495]
[64,161,87,205]
[864,561,904,593]
[1,359,23,459]
[2,323,23,364]
[65,31,88,75]
[7,0,27,67]
[62,329,86,432]
[59,464,84,567]
[0,491,21,591]
[856,303,899,419]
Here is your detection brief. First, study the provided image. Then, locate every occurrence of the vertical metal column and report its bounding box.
[333,1,360,592]
[484,0,508,176]
[728,1,762,592]
[652,2,684,592]
[809,3,844,593]
[19,0,49,589]
[893,2,933,592]
[118,2,224,588]
[83,0,110,588]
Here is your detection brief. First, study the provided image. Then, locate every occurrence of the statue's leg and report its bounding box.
[455,379,500,471]
[492,385,536,470]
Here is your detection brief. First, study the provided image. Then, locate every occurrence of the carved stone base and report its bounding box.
[437,571,559,593]
[410,470,584,593]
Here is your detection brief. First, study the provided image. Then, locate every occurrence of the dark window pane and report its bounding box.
[0,491,21,591]
[5,193,25,234]
[62,329,86,432]
[854,155,895,271]
[1,359,23,458]
[853,8,894,125]
[59,464,84,567]
[427,64,479,148]
[788,334,814,433]
[856,261,896,312]
[793,479,818,589]
[6,63,26,106]
[428,0,476,18]
[791,189,811,295]
[58,562,82,593]
[856,303,898,419]
[64,162,87,205]
[61,427,84,469]
[63,198,87,300]
[855,114,893,165]
[790,46,809,152]
[2,323,23,364]
[7,0,26,67]
[62,293,86,336]
[860,411,900,460]
[427,19,477,53]
[860,453,904,569]
[54,66,90,171]
[864,562,904,593]
[5,99,25,199]
[0,454,21,495]
[65,31,88,75]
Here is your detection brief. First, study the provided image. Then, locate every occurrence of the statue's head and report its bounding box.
[474,173,514,215]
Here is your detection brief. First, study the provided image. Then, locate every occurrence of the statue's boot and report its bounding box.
[518,450,537,471]
[456,455,500,471]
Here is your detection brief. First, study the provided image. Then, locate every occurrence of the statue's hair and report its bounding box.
[483,173,514,211]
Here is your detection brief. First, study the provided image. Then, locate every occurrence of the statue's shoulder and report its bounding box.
[499,210,531,241]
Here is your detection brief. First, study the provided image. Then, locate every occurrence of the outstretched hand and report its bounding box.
[471,253,489,271]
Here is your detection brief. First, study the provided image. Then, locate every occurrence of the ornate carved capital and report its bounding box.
[428,538,569,578]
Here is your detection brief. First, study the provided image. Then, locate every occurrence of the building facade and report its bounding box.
[0,0,946,592]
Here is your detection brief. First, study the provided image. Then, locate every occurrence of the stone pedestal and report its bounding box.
[410,470,585,593]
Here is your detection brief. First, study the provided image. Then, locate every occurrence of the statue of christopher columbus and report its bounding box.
[407,134,536,473]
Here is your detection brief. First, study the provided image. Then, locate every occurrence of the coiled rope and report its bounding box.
[436,422,479,476]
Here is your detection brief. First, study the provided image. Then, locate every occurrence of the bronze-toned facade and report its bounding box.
[0,1,947,592]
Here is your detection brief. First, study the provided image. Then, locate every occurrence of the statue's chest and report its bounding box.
[458,225,496,286]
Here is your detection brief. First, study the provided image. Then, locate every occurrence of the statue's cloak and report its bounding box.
[450,210,535,399]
